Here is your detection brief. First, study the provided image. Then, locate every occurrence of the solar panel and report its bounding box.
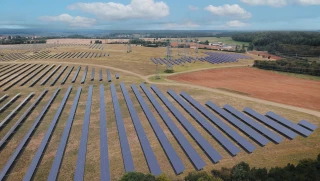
[224,104,283,144]
[110,83,135,172]
[23,86,72,181]
[40,64,61,85]
[180,92,256,153]
[150,85,222,163]
[244,108,297,139]
[131,84,185,174]
[99,69,103,81]
[0,93,20,113]
[266,111,312,137]
[50,65,68,86]
[167,90,240,156]
[107,69,112,82]
[91,68,95,81]
[81,66,88,84]
[206,101,269,146]
[74,85,93,181]
[98,85,111,181]
[298,120,318,131]
[71,66,81,83]
[121,83,161,175]
[0,64,37,87]
[0,64,31,82]
[0,90,47,149]
[0,94,8,103]
[0,93,34,129]
[20,65,49,86]
[0,64,23,77]
[115,73,120,79]
[140,84,206,170]
[0,88,60,181]
[61,66,74,84]
[30,64,56,87]
[48,87,82,181]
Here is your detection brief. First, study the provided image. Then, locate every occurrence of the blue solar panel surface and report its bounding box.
[244,108,297,139]
[224,104,283,144]
[74,85,93,181]
[30,64,55,87]
[0,88,60,181]
[206,101,269,146]
[40,65,61,85]
[298,120,318,131]
[99,69,103,81]
[81,66,88,84]
[50,65,68,86]
[131,84,185,174]
[48,87,82,181]
[0,93,20,113]
[180,92,256,153]
[167,90,240,156]
[61,66,74,84]
[140,84,206,170]
[110,83,135,172]
[99,85,111,181]
[91,68,95,81]
[71,66,81,83]
[20,65,49,86]
[0,64,37,87]
[121,83,161,175]
[23,86,72,181]
[107,69,112,82]
[151,85,222,163]
[266,111,312,137]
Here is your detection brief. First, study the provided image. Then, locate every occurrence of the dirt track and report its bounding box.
[168,67,320,111]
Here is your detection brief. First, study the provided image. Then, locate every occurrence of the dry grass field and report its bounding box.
[0,43,319,181]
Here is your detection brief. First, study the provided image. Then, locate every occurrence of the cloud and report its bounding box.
[39,14,96,27]
[205,4,252,19]
[163,21,200,29]
[0,25,27,29]
[225,20,250,27]
[241,0,320,7]
[68,0,169,20]
[188,5,199,11]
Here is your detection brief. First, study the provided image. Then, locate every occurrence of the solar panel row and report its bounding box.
[0,94,8,103]
[91,68,95,81]
[74,85,93,181]
[0,64,37,87]
[4,64,43,91]
[0,64,31,82]
[48,87,82,181]
[223,104,283,144]
[266,111,312,137]
[0,88,60,181]
[131,84,185,174]
[243,108,297,139]
[50,65,68,86]
[0,93,21,113]
[298,120,317,131]
[30,64,56,87]
[110,83,135,172]
[61,66,74,85]
[23,86,72,181]
[99,69,103,81]
[107,69,112,82]
[0,93,34,129]
[0,64,25,77]
[151,85,222,163]
[20,64,49,86]
[71,66,81,83]
[81,66,88,84]
[121,83,161,175]
[180,92,256,153]
[167,90,240,156]
[41,64,62,85]
[99,85,111,181]
[0,90,47,149]
[206,101,269,146]
[140,84,206,170]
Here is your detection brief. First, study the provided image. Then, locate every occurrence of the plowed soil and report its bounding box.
[168,67,320,110]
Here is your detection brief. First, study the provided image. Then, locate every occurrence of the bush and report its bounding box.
[185,171,222,181]
[119,172,156,181]
[164,69,174,73]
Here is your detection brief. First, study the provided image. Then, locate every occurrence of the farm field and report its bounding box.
[168,67,320,111]
[0,43,319,181]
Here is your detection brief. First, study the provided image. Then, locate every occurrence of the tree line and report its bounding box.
[231,31,320,56]
[253,59,320,76]
[119,153,320,181]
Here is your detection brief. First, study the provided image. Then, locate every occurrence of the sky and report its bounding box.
[1,0,320,30]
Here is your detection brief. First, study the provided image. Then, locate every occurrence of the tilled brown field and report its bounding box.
[168,67,320,110]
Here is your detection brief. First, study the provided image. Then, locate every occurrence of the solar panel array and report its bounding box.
[150,57,196,67]
[198,52,252,64]
[0,43,88,51]
[0,83,317,180]
[89,44,104,50]
[0,64,120,91]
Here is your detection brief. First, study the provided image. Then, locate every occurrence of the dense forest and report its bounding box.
[232,32,320,56]
[119,153,320,181]
[128,38,168,47]
[253,59,320,76]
